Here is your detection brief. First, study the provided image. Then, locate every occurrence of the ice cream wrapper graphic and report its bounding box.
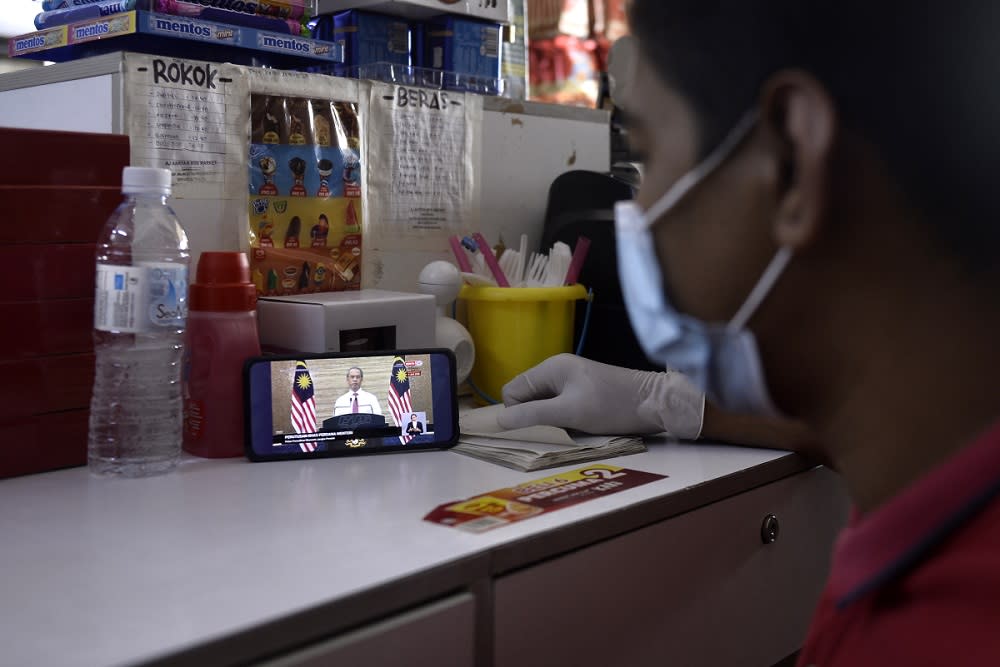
[248,95,363,296]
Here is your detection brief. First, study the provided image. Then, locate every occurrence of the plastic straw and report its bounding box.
[449,236,473,273]
[515,233,528,285]
[472,233,510,287]
[564,236,591,285]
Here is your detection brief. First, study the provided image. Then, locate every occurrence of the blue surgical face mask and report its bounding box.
[615,111,793,416]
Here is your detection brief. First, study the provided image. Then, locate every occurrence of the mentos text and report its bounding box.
[154,19,212,39]
[14,36,46,51]
[74,23,110,39]
[260,35,311,52]
[153,59,218,89]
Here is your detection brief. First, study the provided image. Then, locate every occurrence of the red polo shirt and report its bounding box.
[798,421,1000,666]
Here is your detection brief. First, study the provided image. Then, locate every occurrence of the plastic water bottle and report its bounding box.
[88,167,190,477]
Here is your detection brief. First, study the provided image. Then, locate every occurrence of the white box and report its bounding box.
[314,0,509,23]
[257,290,436,353]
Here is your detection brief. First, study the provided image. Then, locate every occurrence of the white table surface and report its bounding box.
[0,441,805,667]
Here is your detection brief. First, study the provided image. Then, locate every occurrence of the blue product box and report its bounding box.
[330,9,411,77]
[411,21,425,69]
[425,15,503,94]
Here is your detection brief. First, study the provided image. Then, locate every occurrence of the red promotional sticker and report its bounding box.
[424,464,666,533]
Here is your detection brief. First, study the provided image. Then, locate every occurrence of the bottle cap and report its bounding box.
[189,252,257,312]
[122,166,172,196]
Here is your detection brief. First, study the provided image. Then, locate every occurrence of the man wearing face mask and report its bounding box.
[499,1,1000,663]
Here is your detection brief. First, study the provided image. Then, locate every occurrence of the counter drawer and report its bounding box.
[256,592,475,667]
[494,466,849,667]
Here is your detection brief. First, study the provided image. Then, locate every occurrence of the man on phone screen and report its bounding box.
[333,367,383,416]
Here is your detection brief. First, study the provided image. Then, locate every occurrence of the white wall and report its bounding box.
[0,56,46,75]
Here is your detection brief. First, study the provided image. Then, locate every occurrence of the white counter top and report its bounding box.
[1,441,807,667]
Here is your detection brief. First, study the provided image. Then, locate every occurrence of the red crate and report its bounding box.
[0,353,95,420]
[0,410,90,480]
[0,128,129,478]
[0,299,94,359]
[2,244,96,301]
[0,127,130,187]
[0,188,120,245]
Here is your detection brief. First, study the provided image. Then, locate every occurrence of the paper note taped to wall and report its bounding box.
[365,81,483,248]
[124,53,249,200]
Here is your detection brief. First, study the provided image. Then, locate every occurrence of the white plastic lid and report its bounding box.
[122,166,172,195]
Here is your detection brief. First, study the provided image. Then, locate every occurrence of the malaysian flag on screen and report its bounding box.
[290,360,317,452]
[386,356,414,444]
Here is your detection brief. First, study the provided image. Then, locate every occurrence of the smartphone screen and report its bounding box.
[244,349,458,460]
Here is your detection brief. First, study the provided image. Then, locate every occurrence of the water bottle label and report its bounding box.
[94,263,187,332]
[94,264,146,333]
[142,262,188,328]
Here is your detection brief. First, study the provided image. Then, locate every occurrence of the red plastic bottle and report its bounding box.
[183,252,261,458]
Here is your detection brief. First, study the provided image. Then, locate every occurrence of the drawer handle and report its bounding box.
[760,514,780,544]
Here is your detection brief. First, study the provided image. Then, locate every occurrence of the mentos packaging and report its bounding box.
[318,10,411,77]
[424,15,503,94]
[411,20,425,69]
[158,0,312,20]
[42,0,110,9]
[35,0,136,29]
[154,0,311,34]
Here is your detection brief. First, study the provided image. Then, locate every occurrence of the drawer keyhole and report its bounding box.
[760,514,780,544]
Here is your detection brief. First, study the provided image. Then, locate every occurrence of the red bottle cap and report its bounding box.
[188,252,257,312]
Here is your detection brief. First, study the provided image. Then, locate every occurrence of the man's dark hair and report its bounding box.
[629,1,1000,270]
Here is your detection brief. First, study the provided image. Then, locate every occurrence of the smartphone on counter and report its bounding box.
[243,349,459,461]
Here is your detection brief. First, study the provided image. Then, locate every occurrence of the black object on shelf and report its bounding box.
[540,170,661,372]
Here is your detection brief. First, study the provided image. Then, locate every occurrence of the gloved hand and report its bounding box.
[497,354,705,439]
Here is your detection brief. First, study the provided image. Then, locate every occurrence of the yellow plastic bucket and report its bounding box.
[459,283,588,405]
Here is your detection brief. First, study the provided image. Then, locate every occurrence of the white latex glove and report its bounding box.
[497,354,705,439]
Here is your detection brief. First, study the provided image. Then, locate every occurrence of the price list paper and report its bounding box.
[124,53,249,200]
[365,81,483,249]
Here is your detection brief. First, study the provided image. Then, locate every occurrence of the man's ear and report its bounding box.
[760,71,837,250]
